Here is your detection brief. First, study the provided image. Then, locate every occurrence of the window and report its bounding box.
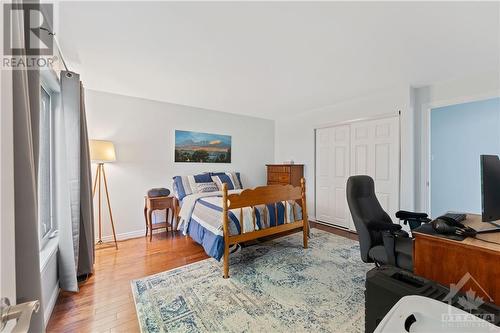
[38,85,54,247]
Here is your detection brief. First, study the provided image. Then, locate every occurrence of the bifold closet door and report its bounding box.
[315,125,351,228]
[349,116,400,230]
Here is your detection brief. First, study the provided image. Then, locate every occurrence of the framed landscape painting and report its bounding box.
[174,130,231,163]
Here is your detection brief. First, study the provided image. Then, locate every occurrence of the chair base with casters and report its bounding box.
[346,175,430,272]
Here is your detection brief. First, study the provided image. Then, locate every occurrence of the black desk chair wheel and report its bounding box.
[346,175,431,272]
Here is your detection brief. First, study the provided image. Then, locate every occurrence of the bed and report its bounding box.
[175,173,308,278]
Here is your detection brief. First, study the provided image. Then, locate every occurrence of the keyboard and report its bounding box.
[443,213,466,223]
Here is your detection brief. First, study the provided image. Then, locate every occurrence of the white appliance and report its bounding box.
[374,295,499,333]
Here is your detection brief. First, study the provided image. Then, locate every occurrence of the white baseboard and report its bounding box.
[97,229,145,243]
[312,219,356,232]
[44,281,59,327]
[96,228,171,243]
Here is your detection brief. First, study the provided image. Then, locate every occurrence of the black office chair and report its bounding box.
[346,175,429,272]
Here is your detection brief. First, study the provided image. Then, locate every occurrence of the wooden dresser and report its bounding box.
[266,164,304,186]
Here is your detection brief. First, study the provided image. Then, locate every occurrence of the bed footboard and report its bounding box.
[221,178,308,278]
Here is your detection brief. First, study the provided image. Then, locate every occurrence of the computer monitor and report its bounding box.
[480,155,500,226]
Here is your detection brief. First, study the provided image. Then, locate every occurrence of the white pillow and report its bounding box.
[229,172,242,189]
[211,173,239,190]
[196,182,219,193]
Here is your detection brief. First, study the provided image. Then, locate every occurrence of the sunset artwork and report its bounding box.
[174,130,231,163]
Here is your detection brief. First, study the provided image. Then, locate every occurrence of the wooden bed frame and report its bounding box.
[221,178,308,278]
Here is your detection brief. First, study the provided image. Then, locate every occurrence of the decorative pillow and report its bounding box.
[196,182,219,193]
[211,173,238,190]
[233,172,243,189]
[173,173,214,200]
[192,173,212,183]
[173,176,192,200]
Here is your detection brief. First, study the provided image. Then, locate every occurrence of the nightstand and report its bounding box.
[143,196,177,241]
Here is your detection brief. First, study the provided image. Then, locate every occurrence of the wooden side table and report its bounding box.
[143,196,177,241]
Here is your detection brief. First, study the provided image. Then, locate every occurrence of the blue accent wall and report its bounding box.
[431,97,500,217]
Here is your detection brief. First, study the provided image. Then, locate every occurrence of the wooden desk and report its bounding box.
[143,196,177,241]
[413,214,500,306]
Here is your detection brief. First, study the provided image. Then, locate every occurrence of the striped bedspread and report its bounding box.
[180,192,302,260]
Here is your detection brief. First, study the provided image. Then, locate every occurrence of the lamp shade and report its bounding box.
[89,140,116,163]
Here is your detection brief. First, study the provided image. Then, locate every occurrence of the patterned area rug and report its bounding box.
[131,229,370,333]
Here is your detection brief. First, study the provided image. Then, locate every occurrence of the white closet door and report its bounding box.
[315,125,351,228]
[316,127,333,223]
[349,116,400,230]
[331,126,351,228]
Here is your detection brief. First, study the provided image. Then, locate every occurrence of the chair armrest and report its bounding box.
[382,231,412,267]
[367,220,402,232]
[396,210,428,220]
[382,231,397,266]
[395,237,413,257]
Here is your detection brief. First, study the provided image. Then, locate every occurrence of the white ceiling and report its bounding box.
[58,1,500,120]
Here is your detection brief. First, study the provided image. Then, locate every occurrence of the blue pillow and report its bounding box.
[172,176,189,200]
[193,173,212,183]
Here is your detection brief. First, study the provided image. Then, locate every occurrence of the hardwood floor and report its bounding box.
[47,231,208,332]
[47,224,357,332]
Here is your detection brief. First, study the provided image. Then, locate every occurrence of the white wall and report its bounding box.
[274,86,415,218]
[85,90,275,239]
[413,71,500,212]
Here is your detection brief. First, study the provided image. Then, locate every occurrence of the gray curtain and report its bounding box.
[78,83,95,276]
[12,6,44,332]
[57,71,94,291]
[57,71,81,291]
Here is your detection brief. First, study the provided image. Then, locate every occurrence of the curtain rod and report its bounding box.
[40,27,69,72]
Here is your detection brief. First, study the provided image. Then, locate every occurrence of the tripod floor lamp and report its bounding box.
[90,140,118,249]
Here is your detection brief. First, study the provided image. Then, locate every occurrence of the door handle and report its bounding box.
[0,297,40,333]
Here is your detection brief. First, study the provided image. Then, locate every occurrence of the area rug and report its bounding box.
[131,229,370,333]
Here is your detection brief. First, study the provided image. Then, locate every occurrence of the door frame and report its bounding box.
[313,111,401,229]
[314,112,399,130]
[420,92,500,217]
